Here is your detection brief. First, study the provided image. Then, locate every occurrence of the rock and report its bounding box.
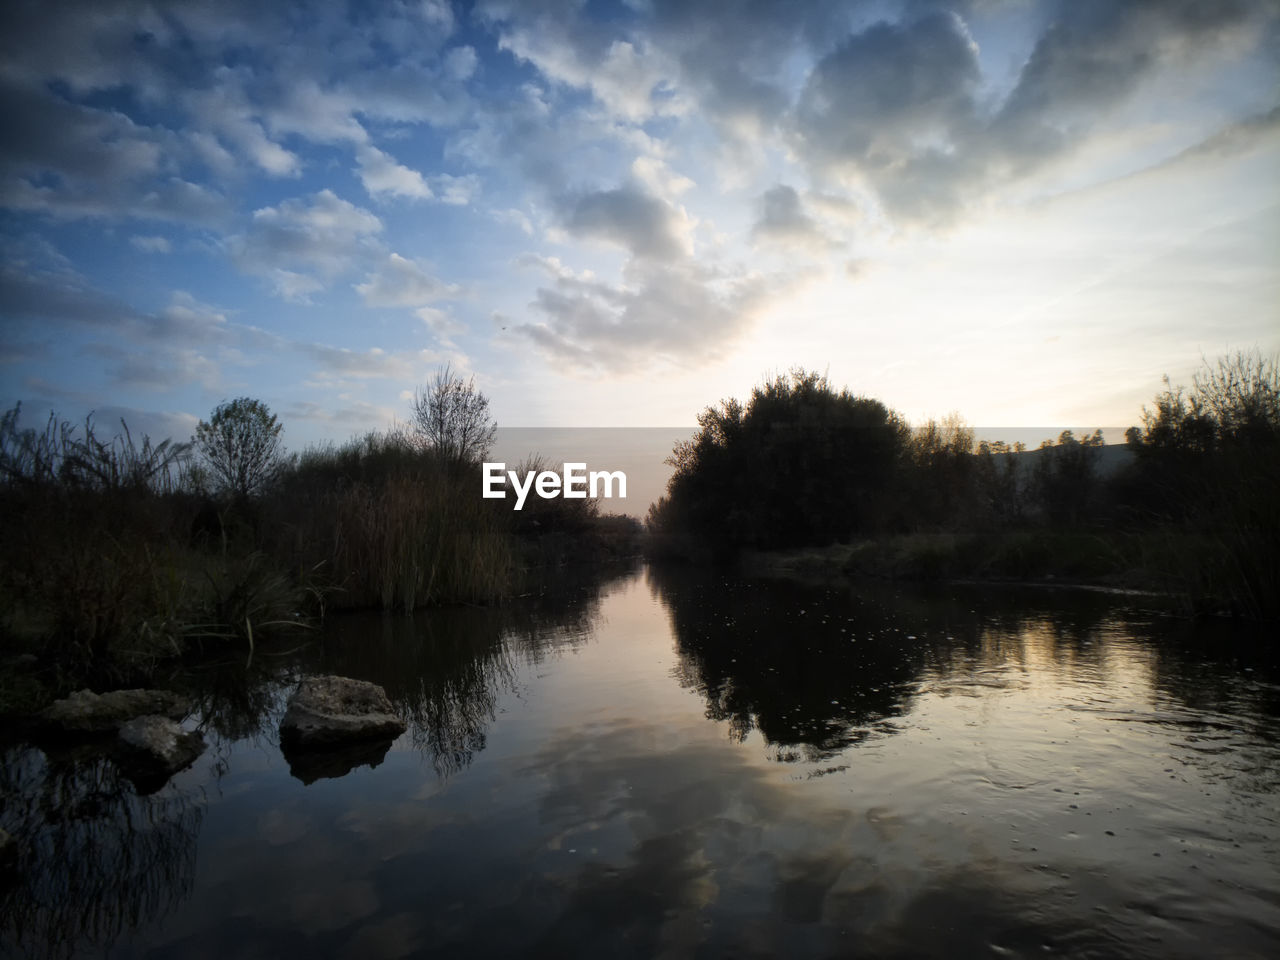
[40,688,190,735]
[119,715,206,771]
[117,716,206,794]
[280,676,405,748]
[0,827,14,865]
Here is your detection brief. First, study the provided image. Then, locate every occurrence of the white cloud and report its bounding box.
[356,253,462,307]
[130,235,172,253]
[416,306,467,340]
[357,145,434,200]
[444,45,478,81]
[234,189,383,298]
[514,253,794,374]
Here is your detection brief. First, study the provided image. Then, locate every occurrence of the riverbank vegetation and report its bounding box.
[0,372,641,711]
[646,352,1279,620]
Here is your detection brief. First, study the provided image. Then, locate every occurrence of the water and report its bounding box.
[3,563,1278,959]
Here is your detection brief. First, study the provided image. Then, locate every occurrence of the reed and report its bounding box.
[265,432,513,612]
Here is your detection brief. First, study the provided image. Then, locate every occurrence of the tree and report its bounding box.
[410,365,497,467]
[193,397,284,498]
[660,369,909,553]
[1031,429,1105,527]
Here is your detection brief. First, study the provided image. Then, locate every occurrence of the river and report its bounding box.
[3,562,1278,959]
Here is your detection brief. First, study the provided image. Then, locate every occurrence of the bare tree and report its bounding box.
[410,365,497,467]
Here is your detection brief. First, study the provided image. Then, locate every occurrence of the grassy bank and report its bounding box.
[0,416,641,714]
[739,527,1268,617]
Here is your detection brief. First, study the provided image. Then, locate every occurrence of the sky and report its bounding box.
[2,0,1278,452]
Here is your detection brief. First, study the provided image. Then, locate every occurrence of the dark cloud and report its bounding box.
[751,185,839,252]
[0,77,228,225]
[0,259,132,327]
[790,1,1279,226]
[561,186,691,261]
[793,12,981,200]
[0,0,475,222]
[991,0,1271,167]
[0,258,435,396]
[647,0,853,138]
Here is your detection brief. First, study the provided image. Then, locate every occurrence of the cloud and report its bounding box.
[0,256,131,327]
[0,250,469,416]
[630,155,695,200]
[355,254,463,307]
[279,399,401,430]
[751,185,839,252]
[792,12,981,221]
[513,254,789,373]
[561,186,693,261]
[0,76,228,224]
[789,2,1279,228]
[183,69,304,177]
[130,235,172,253]
[147,291,236,345]
[484,5,684,123]
[234,189,383,298]
[443,45,479,81]
[415,306,468,340]
[357,146,434,200]
[430,172,480,206]
[90,341,222,391]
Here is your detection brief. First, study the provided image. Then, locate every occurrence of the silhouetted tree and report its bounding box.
[1116,351,1279,616]
[902,414,975,530]
[973,439,1025,528]
[1031,429,1105,527]
[193,397,284,499]
[658,369,909,553]
[410,365,497,468]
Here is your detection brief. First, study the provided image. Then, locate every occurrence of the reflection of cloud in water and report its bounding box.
[495,720,1132,959]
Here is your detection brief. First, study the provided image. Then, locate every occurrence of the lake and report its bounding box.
[3,563,1278,959]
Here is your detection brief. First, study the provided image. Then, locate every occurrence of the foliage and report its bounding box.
[661,369,909,553]
[901,414,975,530]
[193,397,284,499]
[1030,429,1105,527]
[1,403,191,493]
[409,365,497,468]
[650,351,1276,618]
[266,429,513,611]
[1120,351,1279,616]
[973,439,1026,528]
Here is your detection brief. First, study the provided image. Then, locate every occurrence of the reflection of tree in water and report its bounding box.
[648,565,1139,763]
[1142,614,1280,717]
[311,564,631,776]
[649,564,933,761]
[0,746,203,960]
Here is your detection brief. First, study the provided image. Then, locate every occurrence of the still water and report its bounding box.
[3,563,1278,959]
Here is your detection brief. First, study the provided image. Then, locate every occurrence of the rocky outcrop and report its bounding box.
[279,676,405,749]
[39,689,190,735]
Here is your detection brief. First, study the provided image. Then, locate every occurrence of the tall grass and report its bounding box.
[0,407,314,694]
[265,430,513,612]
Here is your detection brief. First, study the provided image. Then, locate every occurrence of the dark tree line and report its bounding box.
[647,355,1279,617]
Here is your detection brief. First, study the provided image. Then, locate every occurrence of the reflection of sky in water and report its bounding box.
[3,568,1278,959]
